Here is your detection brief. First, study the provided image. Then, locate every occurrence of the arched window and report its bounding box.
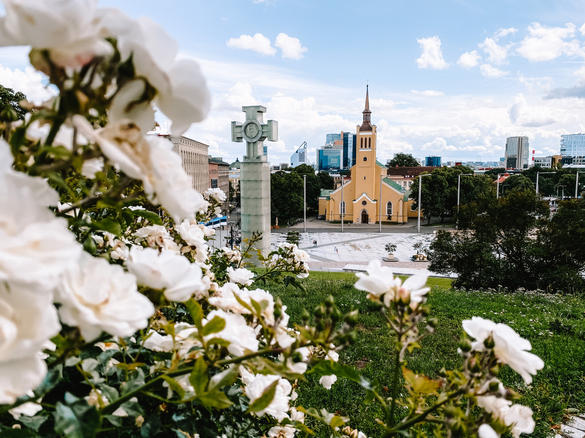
[386,201,393,217]
[368,138,371,148]
[360,138,363,148]
[340,201,346,215]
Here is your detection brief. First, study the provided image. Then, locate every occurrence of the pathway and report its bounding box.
[557,414,585,438]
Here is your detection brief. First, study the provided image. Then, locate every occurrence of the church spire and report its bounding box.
[360,85,372,132]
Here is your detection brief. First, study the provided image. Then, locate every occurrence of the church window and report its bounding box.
[363,156,367,161]
[340,201,346,215]
[368,138,371,148]
[386,201,393,217]
[362,200,367,206]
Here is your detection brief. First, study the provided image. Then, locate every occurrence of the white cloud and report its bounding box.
[226,33,276,56]
[480,64,508,78]
[457,50,480,68]
[0,65,55,103]
[411,89,444,97]
[416,36,448,70]
[275,33,307,60]
[494,27,518,40]
[516,22,580,62]
[479,37,509,65]
[508,94,556,127]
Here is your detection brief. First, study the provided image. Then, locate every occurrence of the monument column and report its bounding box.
[231,106,278,258]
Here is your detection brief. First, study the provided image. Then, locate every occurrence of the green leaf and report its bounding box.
[200,315,225,336]
[208,366,238,391]
[247,379,279,413]
[205,337,230,348]
[232,292,254,313]
[188,357,208,395]
[185,299,203,328]
[92,218,122,236]
[124,208,163,225]
[161,376,186,400]
[0,430,40,438]
[197,389,232,409]
[54,397,100,438]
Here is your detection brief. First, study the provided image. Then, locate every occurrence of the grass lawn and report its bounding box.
[267,271,585,437]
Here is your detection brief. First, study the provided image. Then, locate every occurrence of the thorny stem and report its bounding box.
[388,306,404,426]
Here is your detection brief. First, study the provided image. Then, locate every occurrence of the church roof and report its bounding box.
[229,158,241,169]
[319,189,333,200]
[383,177,406,194]
[359,85,373,132]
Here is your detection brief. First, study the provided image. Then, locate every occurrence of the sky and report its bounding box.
[3,0,585,165]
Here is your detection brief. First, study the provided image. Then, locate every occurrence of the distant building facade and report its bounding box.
[534,155,561,168]
[162,135,209,193]
[561,134,585,158]
[209,157,230,209]
[386,166,436,191]
[290,142,308,168]
[317,145,343,171]
[323,131,356,169]
[425,156,441,167]
[505,136,529,169]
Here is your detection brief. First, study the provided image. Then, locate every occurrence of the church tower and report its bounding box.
[354,85,377,200]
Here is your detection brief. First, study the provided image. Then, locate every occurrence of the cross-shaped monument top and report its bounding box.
[231,105,278,162]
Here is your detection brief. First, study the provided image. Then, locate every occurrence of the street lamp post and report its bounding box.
[575,172,585,198]
[303,175,307,233]
[417,173,431,234]
[496,173,502,199]
[379,173,383,233]
[340,177,344,233]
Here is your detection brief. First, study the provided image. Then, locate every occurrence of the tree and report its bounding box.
[0,84,27,122]
[501,174,534,195]
[428,190,557,291]
[317,171,334,190]
[271,171,303,225]
[387,153,420,168]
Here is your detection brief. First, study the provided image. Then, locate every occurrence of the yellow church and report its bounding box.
[318,87,416,224]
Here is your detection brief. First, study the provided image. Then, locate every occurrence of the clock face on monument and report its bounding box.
[243,121,261,142]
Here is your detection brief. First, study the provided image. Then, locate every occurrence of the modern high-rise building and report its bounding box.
[560,134,585,158]
[316,145,343,171]
[324,131,356,169]
[290,141,308,168]
[505,136,529,169]
[425,156,441,167]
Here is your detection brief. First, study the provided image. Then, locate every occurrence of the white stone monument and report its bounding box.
[231,106,278,258]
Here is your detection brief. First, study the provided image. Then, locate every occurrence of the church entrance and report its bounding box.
[361,210,369,224]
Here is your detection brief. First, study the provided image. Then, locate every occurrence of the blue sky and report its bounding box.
[4,0,585,165]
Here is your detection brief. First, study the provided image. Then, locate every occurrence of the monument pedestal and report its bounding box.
[240,161,271,257]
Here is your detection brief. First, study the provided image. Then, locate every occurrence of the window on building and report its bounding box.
[363,156,367,161]
[340,201,346,215]
[386,201,393,217]
[211,179,218,188]
[368,138,371,148]
[362,200,367,206]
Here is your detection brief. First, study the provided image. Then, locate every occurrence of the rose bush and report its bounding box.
[0,1,544,437]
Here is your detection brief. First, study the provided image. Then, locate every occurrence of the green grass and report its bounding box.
[267,272,585,437]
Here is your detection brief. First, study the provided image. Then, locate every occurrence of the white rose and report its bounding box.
[57,253,154,340]
[0,282,60,361]
[0,356,48,404]
[477,395,535,438]
[0,141,81,287]
[204,188,227,203]
[127,246,207,302]
[268,426,296,438]
[9,401,42,419]
[478,424,499,438]
[81,157,104,178]
[319,374,338,390]
[462,317,544,384]
[0,0,112,68]
[240,368,291,421]
[227,267,254,286]
[134,225,178,252]
[205,310,258,356]
[100,11,210,135]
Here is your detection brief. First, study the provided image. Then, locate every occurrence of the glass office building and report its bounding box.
[325,133,341,145]
[505,136,529,169]
[317,146,343,171]
[425,156,441,167]
[342,132,356,168]
[561,134,585,157]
